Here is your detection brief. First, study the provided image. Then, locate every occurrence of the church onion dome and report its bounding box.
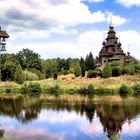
[114,39,117,45]
[102,40,106,46]
[117,42,121,47]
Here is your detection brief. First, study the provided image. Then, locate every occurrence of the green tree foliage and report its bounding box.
[101,63,112,78]
[80,57,86,77]
[16,48,42,71]
[85,52,95,70]
[41,59,59,78]
[135,64,140,72]
[23,70,39,81]
[69,59,79,73]
[122,66,135,75]
[57,57,69,72]
[74,62,81,77]
[1,54,18,81]
[14,64,24,84]
[53,72,58,80]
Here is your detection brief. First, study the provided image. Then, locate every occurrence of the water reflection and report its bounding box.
[0,97,140,140]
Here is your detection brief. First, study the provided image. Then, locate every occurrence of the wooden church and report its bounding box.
[96,20,132,67]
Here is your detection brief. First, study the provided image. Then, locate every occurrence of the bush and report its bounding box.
[101,63,112,78]
[87,84,94,95]
[133,83,140,96]
[112,67,122,77]
[21,82,41,95]
[119,84,130,96]
[78,87,87,95]
[78,84,94,95]
[47,85,61,96]
[87,70,98,78]
[23,70,39,81]
[122,66,135,75]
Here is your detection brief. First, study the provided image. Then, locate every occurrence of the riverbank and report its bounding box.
[40,94,140,104]
[0,73,140,97]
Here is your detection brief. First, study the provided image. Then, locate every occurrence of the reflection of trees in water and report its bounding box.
[96,103,140,139]
[0,97,42,124]
[42,100,140,139]
[0,98,140,139]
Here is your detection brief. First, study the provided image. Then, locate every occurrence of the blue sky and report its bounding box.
[1,0,140,59]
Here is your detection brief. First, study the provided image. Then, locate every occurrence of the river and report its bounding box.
[0,97,140,140]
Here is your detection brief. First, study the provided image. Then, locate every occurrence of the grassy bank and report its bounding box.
[0,73,140,97]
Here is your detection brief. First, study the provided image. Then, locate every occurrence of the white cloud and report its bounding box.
[116,0,140,7]
[0,0,106,31]
[2,124,65,140]
[122,119,140,136]
[118,30,140,59]
[106,12,127,26]
[7,28,140,60]
[0,0,128,59]
[39,110,83,123]
[82,0,104,3]
[0,0,126,32]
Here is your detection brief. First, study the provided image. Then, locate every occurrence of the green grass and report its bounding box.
[0,73,140,96]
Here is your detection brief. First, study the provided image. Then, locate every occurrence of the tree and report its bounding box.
[1,54,18,81]
[53,72,58,80]
[74,62,81,77]
[101,63,112,78]
[80,57,86,77]
[14,64,24,84]
[16,48,42,71]
[85,52,95,70]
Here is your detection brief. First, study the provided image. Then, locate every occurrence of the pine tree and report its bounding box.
[85,52,95,70]
[101,63,112,78]
[14,64,24,84]
[74,63,81,77]
[80,57,86,77]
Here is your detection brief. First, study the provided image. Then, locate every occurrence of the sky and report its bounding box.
[1,0,140,59]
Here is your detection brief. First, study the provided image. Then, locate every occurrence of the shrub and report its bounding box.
[21,82,41,95]
[14,64,24,84]
[119,84,130,96]
[23,70,39,81]
[101,63,112,78]
[112,67,122,77]
[87,84,94,95]
[28,82,41,93]
[78,87,87,95]
[87,70,98,78]
[122,66,135,75]
[133,83,140,96]
[47,85,61,96]
[5,88,11,94]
